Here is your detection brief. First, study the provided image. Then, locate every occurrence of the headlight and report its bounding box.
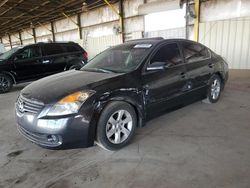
[47,90,95,116]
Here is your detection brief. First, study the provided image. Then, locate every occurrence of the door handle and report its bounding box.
[43,60,50,64]
[144,85,149,96]
[180,72,186,79]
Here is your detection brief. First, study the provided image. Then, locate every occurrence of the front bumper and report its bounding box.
[15,108,92,148]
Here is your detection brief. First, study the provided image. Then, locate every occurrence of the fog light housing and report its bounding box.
[47,135,60,143]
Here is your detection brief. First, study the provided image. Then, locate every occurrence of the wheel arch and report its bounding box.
[0,71,16,84]
[87,94,146,147]
[65,59,83,70]
[214,71,225,88]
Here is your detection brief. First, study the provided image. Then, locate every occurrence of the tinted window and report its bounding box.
[82,43,152,73]
[182,42,210,63]
[150,43,182,67]
[43,44,65,56]
[15,46,41,60]
[0,47,21,60]
[65,45,80,52]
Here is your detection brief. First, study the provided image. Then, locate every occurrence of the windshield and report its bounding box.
[81,43,152,73]
[0,47,21,60]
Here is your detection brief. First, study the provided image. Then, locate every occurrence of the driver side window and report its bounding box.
[150,43,182,67]
[15,46,41,61]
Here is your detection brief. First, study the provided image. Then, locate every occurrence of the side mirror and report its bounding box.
[146,61,166,71]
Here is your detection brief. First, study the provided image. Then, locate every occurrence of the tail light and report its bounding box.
[83,52,88,60]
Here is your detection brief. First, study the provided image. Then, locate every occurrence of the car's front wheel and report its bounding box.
[203,74,222,104]
[0,74,13,94]
[96,101,137,151]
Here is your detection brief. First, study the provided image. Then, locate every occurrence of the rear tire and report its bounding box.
[0,74,13,94]
[69,65,81,70]
[203,75,222,104]
[96,101,137,151]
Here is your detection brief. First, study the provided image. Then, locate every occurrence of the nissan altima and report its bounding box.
[15,38,229,150]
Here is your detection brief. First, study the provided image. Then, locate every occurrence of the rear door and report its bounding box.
[142,42,188,112]
[13,45,45,81]
[42,43,67,75]
[180,41,213,90]
[63,44,85,67]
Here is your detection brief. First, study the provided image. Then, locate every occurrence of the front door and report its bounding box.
[13,45,45,81]
[142,42,187,113]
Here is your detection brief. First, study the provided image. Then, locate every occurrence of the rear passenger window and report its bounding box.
[65,45,80,52]
[182,42,210,63]
[43,44,65,56]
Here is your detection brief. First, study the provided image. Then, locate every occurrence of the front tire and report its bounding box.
[96,101,137,151]
[203,75,222,104]
[0,74,13,94]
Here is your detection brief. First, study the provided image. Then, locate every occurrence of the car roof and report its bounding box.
[23,42,78,47]
[126,38,200,45]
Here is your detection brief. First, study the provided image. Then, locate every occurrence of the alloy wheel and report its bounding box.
[106,110,133,144]
[0,76,9,92]
[211,78,221,100]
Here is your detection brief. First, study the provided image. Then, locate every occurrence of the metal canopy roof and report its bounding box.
[0,0,118,37]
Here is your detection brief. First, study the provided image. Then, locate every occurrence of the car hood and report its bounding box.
[21,70,124,104]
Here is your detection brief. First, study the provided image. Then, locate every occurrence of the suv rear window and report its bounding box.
[43,44,65,56]
[65,45,80,52]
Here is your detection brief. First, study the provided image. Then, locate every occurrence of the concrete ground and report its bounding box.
[0,72,250,188]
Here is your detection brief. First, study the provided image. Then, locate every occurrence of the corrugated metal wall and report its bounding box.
[86,35,122,59]
[145,27,185,39]
[199,17,250,69]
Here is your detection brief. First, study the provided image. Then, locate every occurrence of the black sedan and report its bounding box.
[15,38,229,150]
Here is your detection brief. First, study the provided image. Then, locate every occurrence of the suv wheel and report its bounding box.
[203,74,222,104]
[69,65,81,70]
[96,101,137,151]
[0,74,13,94]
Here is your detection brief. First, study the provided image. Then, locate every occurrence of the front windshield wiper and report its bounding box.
[82,68,114,73]
[97,68,115,73]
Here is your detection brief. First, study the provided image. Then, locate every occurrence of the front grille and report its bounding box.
[16,95,44,114]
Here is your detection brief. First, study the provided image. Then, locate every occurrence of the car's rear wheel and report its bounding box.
[0,74,13,94]
[203,74,222,104]
[96,101,137,151]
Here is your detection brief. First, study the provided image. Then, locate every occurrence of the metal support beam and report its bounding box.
[32,28,37,43]
[62,12,78,25]
[185,0,189,39]
[51,22,55,42]
[194,0,200,42]
[38,22,52,33]
[21,29,31,37]
[104,0,124,42]
[62,12,82,40]
[77,13,83,40]
[19,31,23,45]
[8,34,12,49]
[119,0,125,43]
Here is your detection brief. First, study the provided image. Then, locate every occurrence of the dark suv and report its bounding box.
[0,42,88,93]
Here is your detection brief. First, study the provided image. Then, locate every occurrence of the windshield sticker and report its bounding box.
[134,44,152,49]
